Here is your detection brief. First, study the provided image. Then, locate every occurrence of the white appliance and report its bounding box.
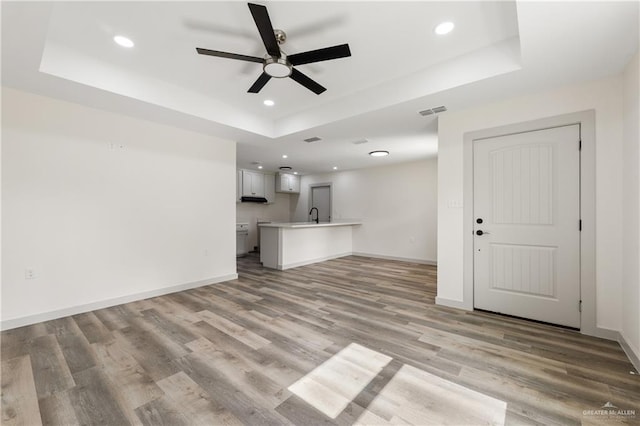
[236,223,249,257]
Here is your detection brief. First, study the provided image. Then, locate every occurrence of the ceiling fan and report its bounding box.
[196,3,351,95]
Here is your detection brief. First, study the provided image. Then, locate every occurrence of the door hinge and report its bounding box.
[579,219,582,231]
[579,300,582,312]
[579,139,582,150]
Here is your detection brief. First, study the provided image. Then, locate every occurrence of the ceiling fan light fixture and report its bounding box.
[264,56,292,78]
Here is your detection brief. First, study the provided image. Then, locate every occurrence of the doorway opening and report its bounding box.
[309,184,332,223]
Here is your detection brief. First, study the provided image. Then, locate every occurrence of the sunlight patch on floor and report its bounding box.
[355,364,507,425]
[287,343,392,419]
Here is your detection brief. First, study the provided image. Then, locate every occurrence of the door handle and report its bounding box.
[476,230,490,236]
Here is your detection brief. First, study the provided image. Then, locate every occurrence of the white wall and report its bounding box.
[622,52,640,361]
[2,88,237,328]
[437,75,625,332]
[236,192,292,251]
[292,159,438,263]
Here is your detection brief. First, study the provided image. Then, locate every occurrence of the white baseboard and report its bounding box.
[435,296,472,311]
[0,273,238,331]
[279,253,352,270]
[351,252,437,265]
[585,325,620,341]
[617,332,640,373]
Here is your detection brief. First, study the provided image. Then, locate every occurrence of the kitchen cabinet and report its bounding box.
[264,173,276,204]
[242,170,265,197]
[276,172,300,193]
[236,170,242,202]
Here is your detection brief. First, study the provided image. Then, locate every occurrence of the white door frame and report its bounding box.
[462,110,601,337]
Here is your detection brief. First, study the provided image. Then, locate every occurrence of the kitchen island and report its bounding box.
[259,221,362,270]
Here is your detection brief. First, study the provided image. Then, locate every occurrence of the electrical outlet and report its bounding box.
[25,268,36,279]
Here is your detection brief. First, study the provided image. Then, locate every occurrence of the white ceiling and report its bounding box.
[2,1,638,175]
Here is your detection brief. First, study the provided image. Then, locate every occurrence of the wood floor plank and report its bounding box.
[38,391,79,425]
[0,323,48,361]
[72,312,113,344]
[91,338,164,409]
[1,355,42,426]
[1,254,637,425]
[197,309,271,350]
[173,353,293,426]
[26,334,75,399]
[134,397,191,426]
[156,371,243,426]
[114,326,183,382]
[68,367,137,426]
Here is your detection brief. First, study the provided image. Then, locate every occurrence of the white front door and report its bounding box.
[473,124,581,328]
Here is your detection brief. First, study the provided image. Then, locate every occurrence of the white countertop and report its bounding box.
[259,220,362,229]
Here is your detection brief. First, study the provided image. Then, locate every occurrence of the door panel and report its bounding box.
[311,186,331,222]
[473,124,580,328]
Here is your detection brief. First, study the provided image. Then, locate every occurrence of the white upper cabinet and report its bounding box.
[241,170,265,197]
[276,173,300,193]
[236,170,242,202]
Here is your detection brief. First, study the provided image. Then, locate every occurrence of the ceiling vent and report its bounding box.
[352,139,369,145]
[419,106,447,116]
[304,136,322,143]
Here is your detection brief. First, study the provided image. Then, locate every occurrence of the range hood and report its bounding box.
[241,196,268,203]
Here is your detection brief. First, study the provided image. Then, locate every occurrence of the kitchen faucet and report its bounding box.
[309,207,319,224]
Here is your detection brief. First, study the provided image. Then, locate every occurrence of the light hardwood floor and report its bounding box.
[2,254,639,425]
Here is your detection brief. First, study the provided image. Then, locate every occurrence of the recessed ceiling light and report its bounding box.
[258,165,263,169]
[263,99,275,106]
[282,154,288,159]
[293,171,298,175]
[434,21,454,35]
[333,166,338,170]
[113,35,134,48]
[369,150,390,157]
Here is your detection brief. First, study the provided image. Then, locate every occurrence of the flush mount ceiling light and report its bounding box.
[263,99,275,106]
[369,150,389,157]
[113,35,134,48]
[434,21,454,35]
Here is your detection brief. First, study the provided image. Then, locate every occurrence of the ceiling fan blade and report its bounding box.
[248,72,272,93]
[248,3,281,58]
[288,44,351,66]
[289,68,326,95]
[196,48,263,63]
